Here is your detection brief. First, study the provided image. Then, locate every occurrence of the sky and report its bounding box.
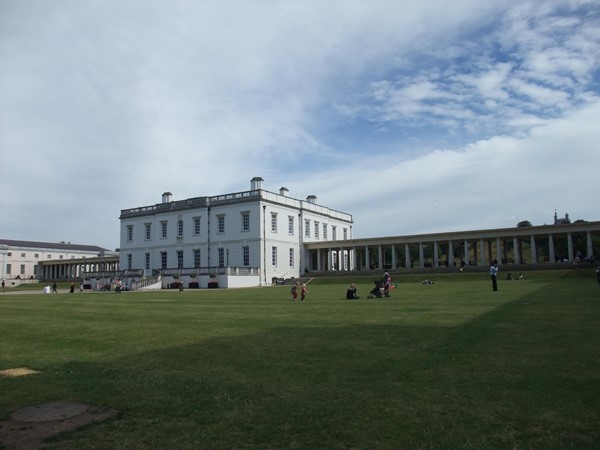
[1,0,599,251]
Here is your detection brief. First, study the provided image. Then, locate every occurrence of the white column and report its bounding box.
[448,240,454,267]
[496,238,502,264]
[530,235,537,263]
[391,246,397,269]
[378,245,383,270]
[587,231,593,258]
[405,244,411,268]
[464,240,470,266]
[433,241,439,267]
[419,243,425,268]
[513,237,519,263]
[567,232,574,261]
[549,234,555,262]
[479,239,485,266]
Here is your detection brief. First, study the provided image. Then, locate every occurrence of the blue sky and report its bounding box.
[1,0,599,250]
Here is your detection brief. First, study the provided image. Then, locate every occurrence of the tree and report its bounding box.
[517,220,532,227]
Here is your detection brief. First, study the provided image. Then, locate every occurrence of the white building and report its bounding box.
[0,239,111,284]
[119,177,353,286]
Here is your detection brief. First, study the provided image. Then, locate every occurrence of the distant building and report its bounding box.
[554,211,571,225]
[119,177,354,285]
[0,239,111,281]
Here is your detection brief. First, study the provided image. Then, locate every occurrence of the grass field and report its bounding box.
[1,270,599,449]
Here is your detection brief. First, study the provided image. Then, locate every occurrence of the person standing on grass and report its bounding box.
[290,281,299,301]
[490,259,499,291]
[300,283,308,301]
[1,280,4,292]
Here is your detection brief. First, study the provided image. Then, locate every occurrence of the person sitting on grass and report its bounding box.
[346,283,360,299]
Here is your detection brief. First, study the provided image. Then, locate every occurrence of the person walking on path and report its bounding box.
[490,260,499,291]
[51,282,58,293]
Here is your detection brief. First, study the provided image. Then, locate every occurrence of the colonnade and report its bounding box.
[37,256,120,280]
[305,222,600,272]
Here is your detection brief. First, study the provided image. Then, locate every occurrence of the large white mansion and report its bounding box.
[118,177,353,287]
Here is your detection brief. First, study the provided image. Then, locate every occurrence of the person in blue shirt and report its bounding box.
[490,260,499,291]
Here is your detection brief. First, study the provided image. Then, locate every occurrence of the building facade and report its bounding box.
[0,239,111,283]
[118,177,354,285]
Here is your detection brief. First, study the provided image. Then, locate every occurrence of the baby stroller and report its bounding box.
[367,280,384,298]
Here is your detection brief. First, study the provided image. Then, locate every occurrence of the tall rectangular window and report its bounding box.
[161,252,167,269]
[288,216,294,235]
[323,223,327,240]
[177,250,184,269]
[343,228,348,240]
[242,212,250,231]
[127,254,132,270]
[218,215,225,233]
[304,220,310,238]
[177,220,184,237]
[20,264,26,275]
[218,248,225,267]
[145,253,150,270]
[332,226,337,240]
[161,221,168,238]
[271,246,277,266]
[271,213,278,232]
[145,223,152,240]
[314,222,319,239]
[6,264,11,275]
[193,217,201,235]
[289,248,294,267]
[243,246,250,266]
[127,225,133,242]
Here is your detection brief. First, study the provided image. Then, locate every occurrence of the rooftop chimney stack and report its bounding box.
[162,192,173,203]
[306,195,317,204]
[279,187,289,196]
[251,177,264,191]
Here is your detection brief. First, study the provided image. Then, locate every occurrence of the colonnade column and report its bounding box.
[391,246,397,269]
[479,238,485,266]
[496,238,502,264]
[405,244,411,268]
[448,240,454,267]
[549,234,555,262]
[463,240,470,266]
[530,235,537,264]
[419,243,425,268]
[587,231,593,258]
[567,233,574,261]
[378,245,383,270]
[433,241,439,268]
[513,237,520,264]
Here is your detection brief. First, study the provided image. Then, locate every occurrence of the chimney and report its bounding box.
[162,192,173,203]
[250,177,264,191]
[306,195,317,204]
[279,187,289,196]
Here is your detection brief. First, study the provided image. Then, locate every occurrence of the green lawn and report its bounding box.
[1,270,599,449]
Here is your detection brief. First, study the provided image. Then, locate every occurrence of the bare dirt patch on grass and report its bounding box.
[0,402,117,449]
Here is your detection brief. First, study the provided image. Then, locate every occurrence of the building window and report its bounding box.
[343,228,348,240]
[6,264,11,275]
[20,264,25,275]
[34,254,39,258]
[161,221,168,239]
[193,217,201,235]
[272,246,277,266]
[194,249,201,268]
[161,252,167,269]
[59,255,64,259]
[127,225,133,242]
[127,254,132,270]
[323,223,327,240]
[305,220,310,238]
[218,215,225,233]
[21,253,26,258]
[177,219,184,237]
[47,255,51,259]
[314,222,319,239]
[242,212,250,232]
[218,248,225,267]
[145,223,152,240]
[7,252,11,256]
[177,250,184,269]
[145,253,150,270]
[288,216,294,235]
[243,246,250,266]
[271,212,278,233]
[332,226,337,240]
[289,248,294,267]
